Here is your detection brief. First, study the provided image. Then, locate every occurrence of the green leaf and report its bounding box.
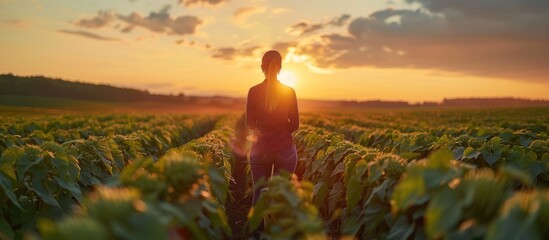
[367,162,382,183]
[41,217,108,240]
[207,164,229,204]
[499,166,532,186]
[0,173,22,209]
[452,147,465,160]
[53,176,82,202]
[387,215,414,240]
[346,174,361,210]
[248,195,268,231]
[343,156,358,186]
[51,155,82,201]
[16,147,43,181]
[0,146,21,182]
[341,215,360,236]
[391,166,425,212]
[120,158,153,183]
[486,206,540,240]
[0,217,14,240]
[427,149,452,170]
[521,151,543,179]
[426,188,462,239]
[518,135,533,147]
[355,160,368,178]
[328,182,344,214]
[505,148,543,181]
[92,144,113,175]
[127,213,169,240]
[158,202,208,240]
[281,187,300,208]
[481,137,505,166]
[313,182,328,207]
[462,146,481,160]
[423,169,453,190]
[29,167,60,208]
[331,162,344,177]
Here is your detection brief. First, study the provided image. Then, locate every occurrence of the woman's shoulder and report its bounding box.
[249,81,266,91]
[247,82,264,97]
[279,84,296,95]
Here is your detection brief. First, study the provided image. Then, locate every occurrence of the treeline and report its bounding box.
[0,74,186,102]
[441,98,549,107]
[1,74,548,108]
[332,98,549,108]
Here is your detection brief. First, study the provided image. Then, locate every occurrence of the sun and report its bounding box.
[278,70,298,88]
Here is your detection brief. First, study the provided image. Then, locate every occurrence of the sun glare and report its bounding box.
[278,70,298,88]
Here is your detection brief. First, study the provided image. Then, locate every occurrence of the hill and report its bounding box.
[0,73,186,102]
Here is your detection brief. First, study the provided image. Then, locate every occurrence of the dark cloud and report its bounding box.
[74,5,202,36]
[407,0,549,18]
[178,0,225,7]
[286,14,350,36]
[271,42,296,57]
[212,45,261,60]
[211,42,295,62]
[212,48,237,60]
[292,1,549,82]
[58,29,121,41]
[75,11,117,28]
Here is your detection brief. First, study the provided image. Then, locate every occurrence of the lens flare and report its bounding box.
[278,70,298,88]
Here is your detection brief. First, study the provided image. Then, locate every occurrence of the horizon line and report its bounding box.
[2,72,549,104]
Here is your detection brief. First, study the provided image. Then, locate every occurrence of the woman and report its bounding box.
[246,50,299,204]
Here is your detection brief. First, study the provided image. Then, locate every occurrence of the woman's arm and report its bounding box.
[246,89,258,130]
[288,88,299,132]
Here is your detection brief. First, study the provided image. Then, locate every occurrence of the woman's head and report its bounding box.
[261,50,282,111]
[261,50,282,79]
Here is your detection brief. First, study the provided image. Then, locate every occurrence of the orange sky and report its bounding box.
[0,0,547,102]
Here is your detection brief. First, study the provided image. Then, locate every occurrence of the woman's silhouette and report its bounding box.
[246,50,299,205]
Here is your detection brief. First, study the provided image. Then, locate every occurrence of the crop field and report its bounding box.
[0,107,548,240]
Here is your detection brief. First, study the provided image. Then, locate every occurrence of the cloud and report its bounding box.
[286,14,351,36]
[178,0,226,7]
[142,82,175,89]
[3,19,30,28]
[212,45,262,60]
[407,0,549,17]
[75,11,117,28]
[290,1,549,82]
[174,38,211,49]
[58,29,121,41]
[74,5,202,36]
[211,42,304,71]
[233,7,264,22]
[271,41,296,58]
[271,8,289,14]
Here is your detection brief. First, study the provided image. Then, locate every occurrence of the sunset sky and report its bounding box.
[1,0,548,102]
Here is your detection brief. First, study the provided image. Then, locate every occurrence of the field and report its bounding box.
[0,107,548,240]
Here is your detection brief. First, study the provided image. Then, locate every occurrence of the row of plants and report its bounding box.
[303,115,549,185]
[293,125,549,239]
[302,108,548,135]
[248,174,326,239]
[1,115,198,137]
[0,115,221,239]
[36,116,238,240]
[0,115,218,157]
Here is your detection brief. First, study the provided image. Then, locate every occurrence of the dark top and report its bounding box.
[246,79,299,154]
